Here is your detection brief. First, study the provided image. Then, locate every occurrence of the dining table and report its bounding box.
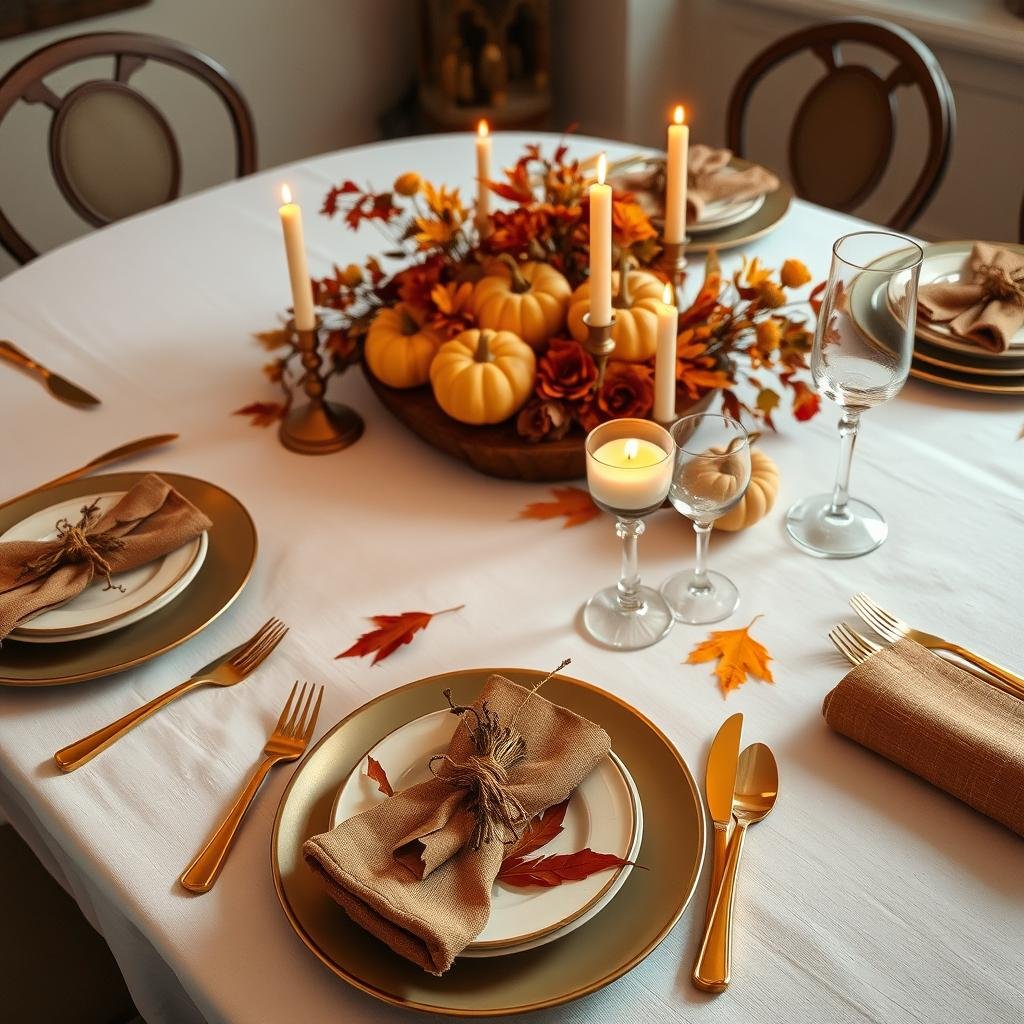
[0,132,1021,1024]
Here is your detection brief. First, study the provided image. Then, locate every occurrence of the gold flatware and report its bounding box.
[830,621,1024,702]
[692,742,778,993]
[850,593,1024,700]
[181,680,323,894]
[703,713,743,924]
[0,434,179,513]
[54,618,288,771]
[0,339,100,407]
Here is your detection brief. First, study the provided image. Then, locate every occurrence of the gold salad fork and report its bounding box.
[850,593,1024,699]
[54,618,289,772]
[180,681,324,893]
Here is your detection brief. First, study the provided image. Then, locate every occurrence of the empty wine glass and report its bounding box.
[786,231,923,558]
[584,418,675,649]
[661,414,751,624]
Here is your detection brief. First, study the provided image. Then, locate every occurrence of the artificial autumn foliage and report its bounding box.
[337,605,464,665]
[366,756,394,797]
[233,400,287,427]
[518,486,600,528]
[687,616,775,697]
[502,798,568,860]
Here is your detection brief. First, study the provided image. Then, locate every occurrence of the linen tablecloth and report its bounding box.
[0,134,1021,1024]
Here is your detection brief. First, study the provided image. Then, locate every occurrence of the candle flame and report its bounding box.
[280,184,292,205]
[673,104,685,125]
[624,438,639,461]
[663,282,674,304]
[596,153,607,186]
[477,119,489,138]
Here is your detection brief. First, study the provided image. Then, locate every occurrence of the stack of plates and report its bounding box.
[850,241,1024,396]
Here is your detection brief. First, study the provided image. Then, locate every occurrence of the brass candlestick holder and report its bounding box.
[661,238,689,306]
[279,315,364,455]
[583,312,617,389]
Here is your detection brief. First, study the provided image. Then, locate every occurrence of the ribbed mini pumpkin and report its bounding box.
[429,328,536,425]
[470,256,571,349]
[707,447,780,532]
[364,303,442,389]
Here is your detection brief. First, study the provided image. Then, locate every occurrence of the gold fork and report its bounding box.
[850,593,1024,699]
[180,681,324,893]
[54,618,288,772]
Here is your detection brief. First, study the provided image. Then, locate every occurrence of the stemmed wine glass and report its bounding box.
[786,231,923,558]
[661,414,751,624]
[583,418,675,649]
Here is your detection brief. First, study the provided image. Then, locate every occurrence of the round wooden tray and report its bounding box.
[362,363,718,482]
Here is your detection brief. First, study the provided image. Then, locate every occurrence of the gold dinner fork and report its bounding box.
[850,593,1024,699]
[180,681,324,894]
[54,618,289,772]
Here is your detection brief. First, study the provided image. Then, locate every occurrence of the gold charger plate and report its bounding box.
[272,667,704,1017]
[0,472,257,686]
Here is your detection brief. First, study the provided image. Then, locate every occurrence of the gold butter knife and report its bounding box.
[0,339,100,407]
[703,713,743,923]
[0,433,179,512]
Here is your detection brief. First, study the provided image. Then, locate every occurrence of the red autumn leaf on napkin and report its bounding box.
[233,400,287,427]
[366,756,394,797]
[497,849,633,888]
[502,799,568,863]
[519,487,599,529]
[686,616,774,698]
[337,605,465,665]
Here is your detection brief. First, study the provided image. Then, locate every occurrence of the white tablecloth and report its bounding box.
[1,134,1021,1024]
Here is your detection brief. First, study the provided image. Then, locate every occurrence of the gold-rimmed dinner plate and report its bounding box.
[272,667,704,1017]
[0,472,257,685]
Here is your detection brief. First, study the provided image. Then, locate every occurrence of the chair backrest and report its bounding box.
[0,31,257,264]
[726,17,954,231]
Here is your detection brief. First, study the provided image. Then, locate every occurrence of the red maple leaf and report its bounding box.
[497,848,633,888]
[336,605,465,665]
[366,756,394,797]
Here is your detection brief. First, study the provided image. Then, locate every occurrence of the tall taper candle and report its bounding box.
[475,119,491,227]
[278,184,316,331]
[654,282,678,423]
[589,153,613,326]
[664,105,689,245]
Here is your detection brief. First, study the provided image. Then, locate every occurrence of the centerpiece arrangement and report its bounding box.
[252,119,821,478]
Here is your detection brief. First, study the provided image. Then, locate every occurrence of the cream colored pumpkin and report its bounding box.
[699,447,780,532]
[567,267,665,362]
[365,303,442,389]
[470,256,570,349]
[430,328,536,425]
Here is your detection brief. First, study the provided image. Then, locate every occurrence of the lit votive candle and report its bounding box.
[587,424,673,513]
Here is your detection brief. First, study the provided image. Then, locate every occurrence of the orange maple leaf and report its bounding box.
[366,756,394,797]
[336,605,464,665]
[519,487,599,529]
[686,616,774,697]
[233,400,287,427]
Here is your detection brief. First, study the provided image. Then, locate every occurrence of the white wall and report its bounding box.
[0,0,416,276]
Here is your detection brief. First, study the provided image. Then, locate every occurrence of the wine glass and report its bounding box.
[786,231,923,558]
[584,418,675,649]
[661,414,751,624]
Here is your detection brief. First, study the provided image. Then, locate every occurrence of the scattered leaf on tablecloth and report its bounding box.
[366,756,394,797]
[233,400,287,427]
[687,615,774,698]
[337,605,465,665]
[502,798,569,864]
[254,328,293,351]
[497,848,633,888]
[519,486,599,529]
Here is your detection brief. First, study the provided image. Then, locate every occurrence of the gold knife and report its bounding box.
[0,434,179,512]
[0,339,100,407]
[703,712,743,923]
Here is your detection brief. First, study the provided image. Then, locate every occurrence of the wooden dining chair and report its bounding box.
[726,17,955,232]
[0,31,257,265]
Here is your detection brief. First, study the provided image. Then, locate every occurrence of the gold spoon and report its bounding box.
[692,742,779,992]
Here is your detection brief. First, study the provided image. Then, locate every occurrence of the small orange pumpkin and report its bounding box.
[364,303,442,388]
[471,255,571,349]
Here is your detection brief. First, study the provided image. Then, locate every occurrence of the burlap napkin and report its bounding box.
[823,639,1024,836]
[687,144,779,222]
[917,242,1024,352]
[303,673,611,975]
[0,473,211,639]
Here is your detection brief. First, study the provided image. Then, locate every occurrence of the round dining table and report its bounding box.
[0,133,1021,1024]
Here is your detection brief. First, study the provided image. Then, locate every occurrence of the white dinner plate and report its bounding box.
[886,241,1024,355]
[690,189,765,235]
[330,708,641,956]
[3,491,207,642]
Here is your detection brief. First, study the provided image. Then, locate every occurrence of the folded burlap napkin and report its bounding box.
[917,242,1024,352]
[303,673,611,975]
[823,639,1024,836]
[687,144,780,222]
[0,473,211,640]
